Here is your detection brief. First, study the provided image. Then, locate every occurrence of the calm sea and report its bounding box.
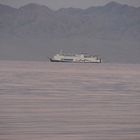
[0,61,140,140]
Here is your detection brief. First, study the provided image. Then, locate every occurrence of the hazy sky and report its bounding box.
[0,0,140,9]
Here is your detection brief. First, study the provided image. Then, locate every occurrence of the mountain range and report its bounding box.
[0,2,140,63]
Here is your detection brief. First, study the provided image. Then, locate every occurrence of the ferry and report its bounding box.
[49,51,102,63]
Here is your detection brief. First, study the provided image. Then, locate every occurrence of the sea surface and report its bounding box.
[0,61,140,140]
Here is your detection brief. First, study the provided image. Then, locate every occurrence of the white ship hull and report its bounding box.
[49,52,102,63]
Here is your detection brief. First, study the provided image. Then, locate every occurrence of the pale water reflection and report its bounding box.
[0,61,140,140]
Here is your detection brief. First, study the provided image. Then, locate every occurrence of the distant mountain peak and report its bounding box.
[105,1,123,8]
[20,3,50,10]
[20,3,41,8]
[19,3,52,15]
[0,3,17,14]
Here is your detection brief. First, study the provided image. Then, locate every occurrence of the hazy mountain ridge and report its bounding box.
[0,2,140,40]
[0,2,140,63]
